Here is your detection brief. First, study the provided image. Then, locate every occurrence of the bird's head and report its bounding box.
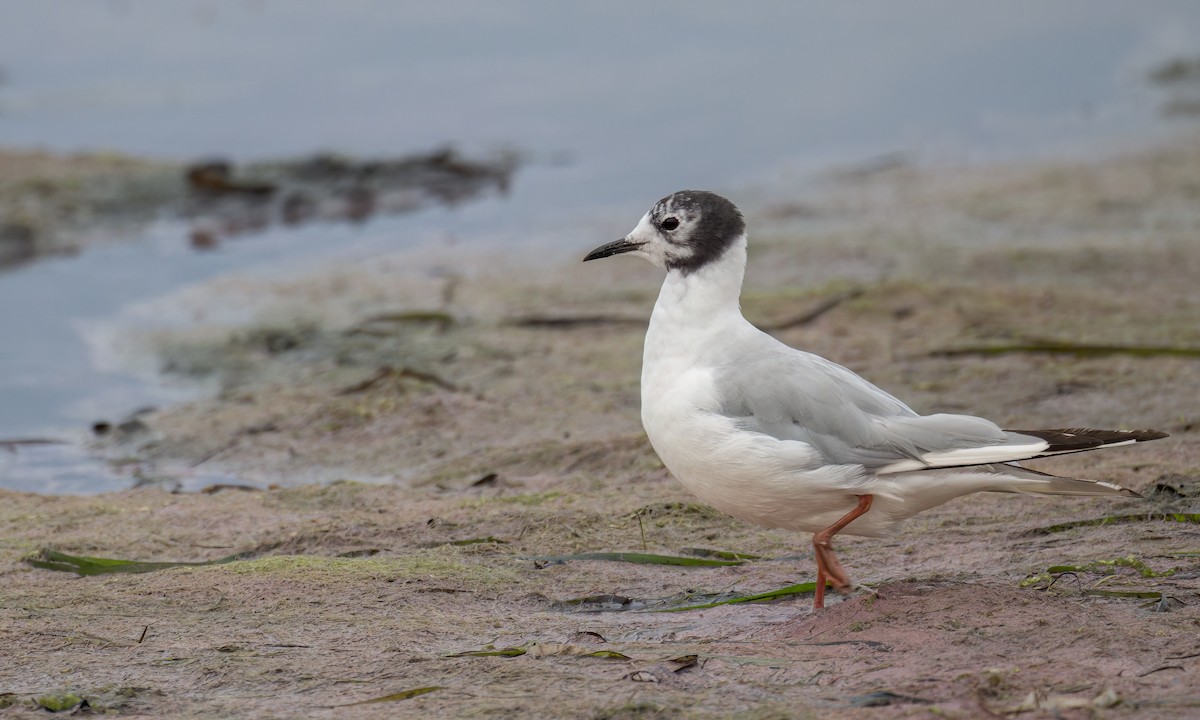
[583,190,745,274]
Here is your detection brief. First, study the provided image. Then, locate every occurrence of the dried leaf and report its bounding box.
[451,643,630,660]
[667,655,699,672]
[528,643,631,659]
[448,646,527,658]
[570,631,607,643]
[344,686,442,705]
[584,650,632,660]
[528,552,743,567]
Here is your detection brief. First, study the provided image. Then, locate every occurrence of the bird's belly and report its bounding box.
[640,370,886,535]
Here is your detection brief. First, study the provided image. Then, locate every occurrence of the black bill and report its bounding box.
[583,237,642,262]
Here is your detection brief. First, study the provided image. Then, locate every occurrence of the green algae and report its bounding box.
[1021,554,1179,590]
[26,549,237,575]
[1023,513,1200,536]
[35,692,86,712]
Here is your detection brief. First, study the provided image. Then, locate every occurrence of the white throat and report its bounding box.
[644,233,749,363]
[656,233,747,317]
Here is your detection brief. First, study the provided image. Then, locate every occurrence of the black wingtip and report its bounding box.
[1129,429,1170,442]
[1007,427,1169,453]
[1058,428,1170,443]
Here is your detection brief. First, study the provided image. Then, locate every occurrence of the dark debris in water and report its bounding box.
[1148,56,1200,118]
[184,146,519,241]
[1151,56,1200,85]
[0,145,520,268]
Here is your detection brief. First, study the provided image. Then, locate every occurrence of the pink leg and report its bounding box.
[814,561,828,609]
[811,494,874,610]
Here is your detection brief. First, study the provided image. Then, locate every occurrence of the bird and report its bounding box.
[583,190,1168,610]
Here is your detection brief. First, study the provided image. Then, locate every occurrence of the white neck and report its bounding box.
[659,233,746,312]
[646,234,749,355]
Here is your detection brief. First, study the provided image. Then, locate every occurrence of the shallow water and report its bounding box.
[1,1,1198,492]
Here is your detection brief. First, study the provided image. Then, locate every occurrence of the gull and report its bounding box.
[583,190,1168,610]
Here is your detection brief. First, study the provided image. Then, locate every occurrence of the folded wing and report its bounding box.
[715,336,1167,474]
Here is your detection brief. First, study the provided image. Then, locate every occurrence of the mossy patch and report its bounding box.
[35,692,86,712]
[496,491,565,506]
[266,480,374,510]
[1021,554,1179,588]
[185,552,518,587]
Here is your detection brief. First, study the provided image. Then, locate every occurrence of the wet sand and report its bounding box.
[2,133,1199,717]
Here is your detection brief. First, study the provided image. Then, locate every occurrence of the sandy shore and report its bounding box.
[2,133,1199,717]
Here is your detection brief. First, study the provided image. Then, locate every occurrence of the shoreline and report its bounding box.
[1,133,1198,716]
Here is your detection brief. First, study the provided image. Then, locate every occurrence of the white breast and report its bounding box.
[640,300,881,534]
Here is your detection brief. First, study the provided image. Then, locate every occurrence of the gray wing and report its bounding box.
[713,336,1025,469]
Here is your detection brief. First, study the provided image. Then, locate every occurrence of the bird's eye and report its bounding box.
[661,217,680,231]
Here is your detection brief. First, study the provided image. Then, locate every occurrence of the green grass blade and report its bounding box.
[26,549,237,576]
[528,552,743,567]
[652,581,820,612]
[1024,513,1200,536]
[447,647,528,657]
[680,547,763,561]
[344,686,442,705]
